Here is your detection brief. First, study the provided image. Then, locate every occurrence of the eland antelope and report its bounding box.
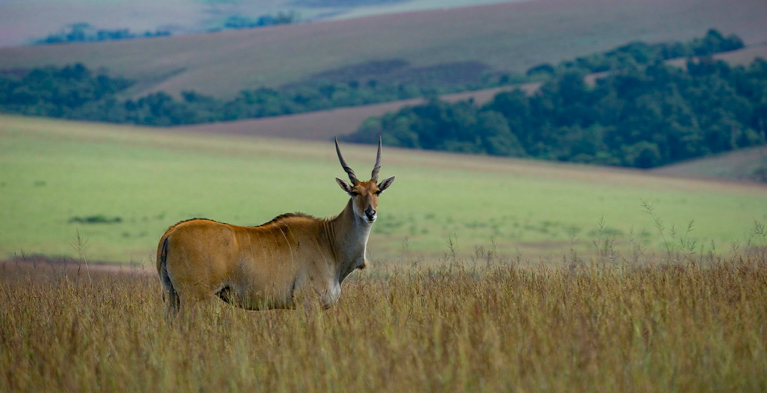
[156,138,394,315]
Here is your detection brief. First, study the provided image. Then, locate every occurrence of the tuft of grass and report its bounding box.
[68,215,123,224]
[70,229,91,282]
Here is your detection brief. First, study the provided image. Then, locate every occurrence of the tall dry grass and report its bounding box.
[2,244,767,392]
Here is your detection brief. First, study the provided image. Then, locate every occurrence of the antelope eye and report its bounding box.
[351,191,360,196]
[374,190,382,195]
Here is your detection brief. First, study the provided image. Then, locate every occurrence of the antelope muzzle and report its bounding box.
[364,207,376,222]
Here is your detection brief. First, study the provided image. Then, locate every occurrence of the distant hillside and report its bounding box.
[174,43,767,143]
[1,0,767,98]
[0,0,519,47]
[652,147,767,183]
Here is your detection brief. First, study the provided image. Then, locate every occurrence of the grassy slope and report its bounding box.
[1,0,767,98]
[2,114,765,263]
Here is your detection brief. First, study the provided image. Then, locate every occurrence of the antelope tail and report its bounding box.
[159,236,180,315]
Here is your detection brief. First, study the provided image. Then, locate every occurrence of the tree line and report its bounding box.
[210,11,300,33]
[343,57,767,168]
[34,23,171,45]
[527,29,744,78]
[0,64,439,126]
[34,11,303,45]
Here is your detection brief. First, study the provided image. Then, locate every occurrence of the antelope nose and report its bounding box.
[365,207,376,220]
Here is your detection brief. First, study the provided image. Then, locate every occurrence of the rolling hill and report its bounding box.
[173,41,767,143]
[1,0,766,98]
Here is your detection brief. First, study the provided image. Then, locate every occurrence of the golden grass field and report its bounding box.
[2,247,767,391]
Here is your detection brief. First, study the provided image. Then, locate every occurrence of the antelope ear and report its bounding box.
[377,176,395,193]
[336,177,354,195]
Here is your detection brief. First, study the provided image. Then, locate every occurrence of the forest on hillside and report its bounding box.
[343,57,767,168]
[0,65,436,126]
[1,30,764,168]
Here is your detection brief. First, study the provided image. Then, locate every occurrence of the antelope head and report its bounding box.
[335,137,395,224]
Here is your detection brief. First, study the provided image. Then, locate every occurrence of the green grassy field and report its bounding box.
[2,0,766,98]
[1,114,765,264]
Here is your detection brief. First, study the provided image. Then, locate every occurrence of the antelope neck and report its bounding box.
[325,199,372,280]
